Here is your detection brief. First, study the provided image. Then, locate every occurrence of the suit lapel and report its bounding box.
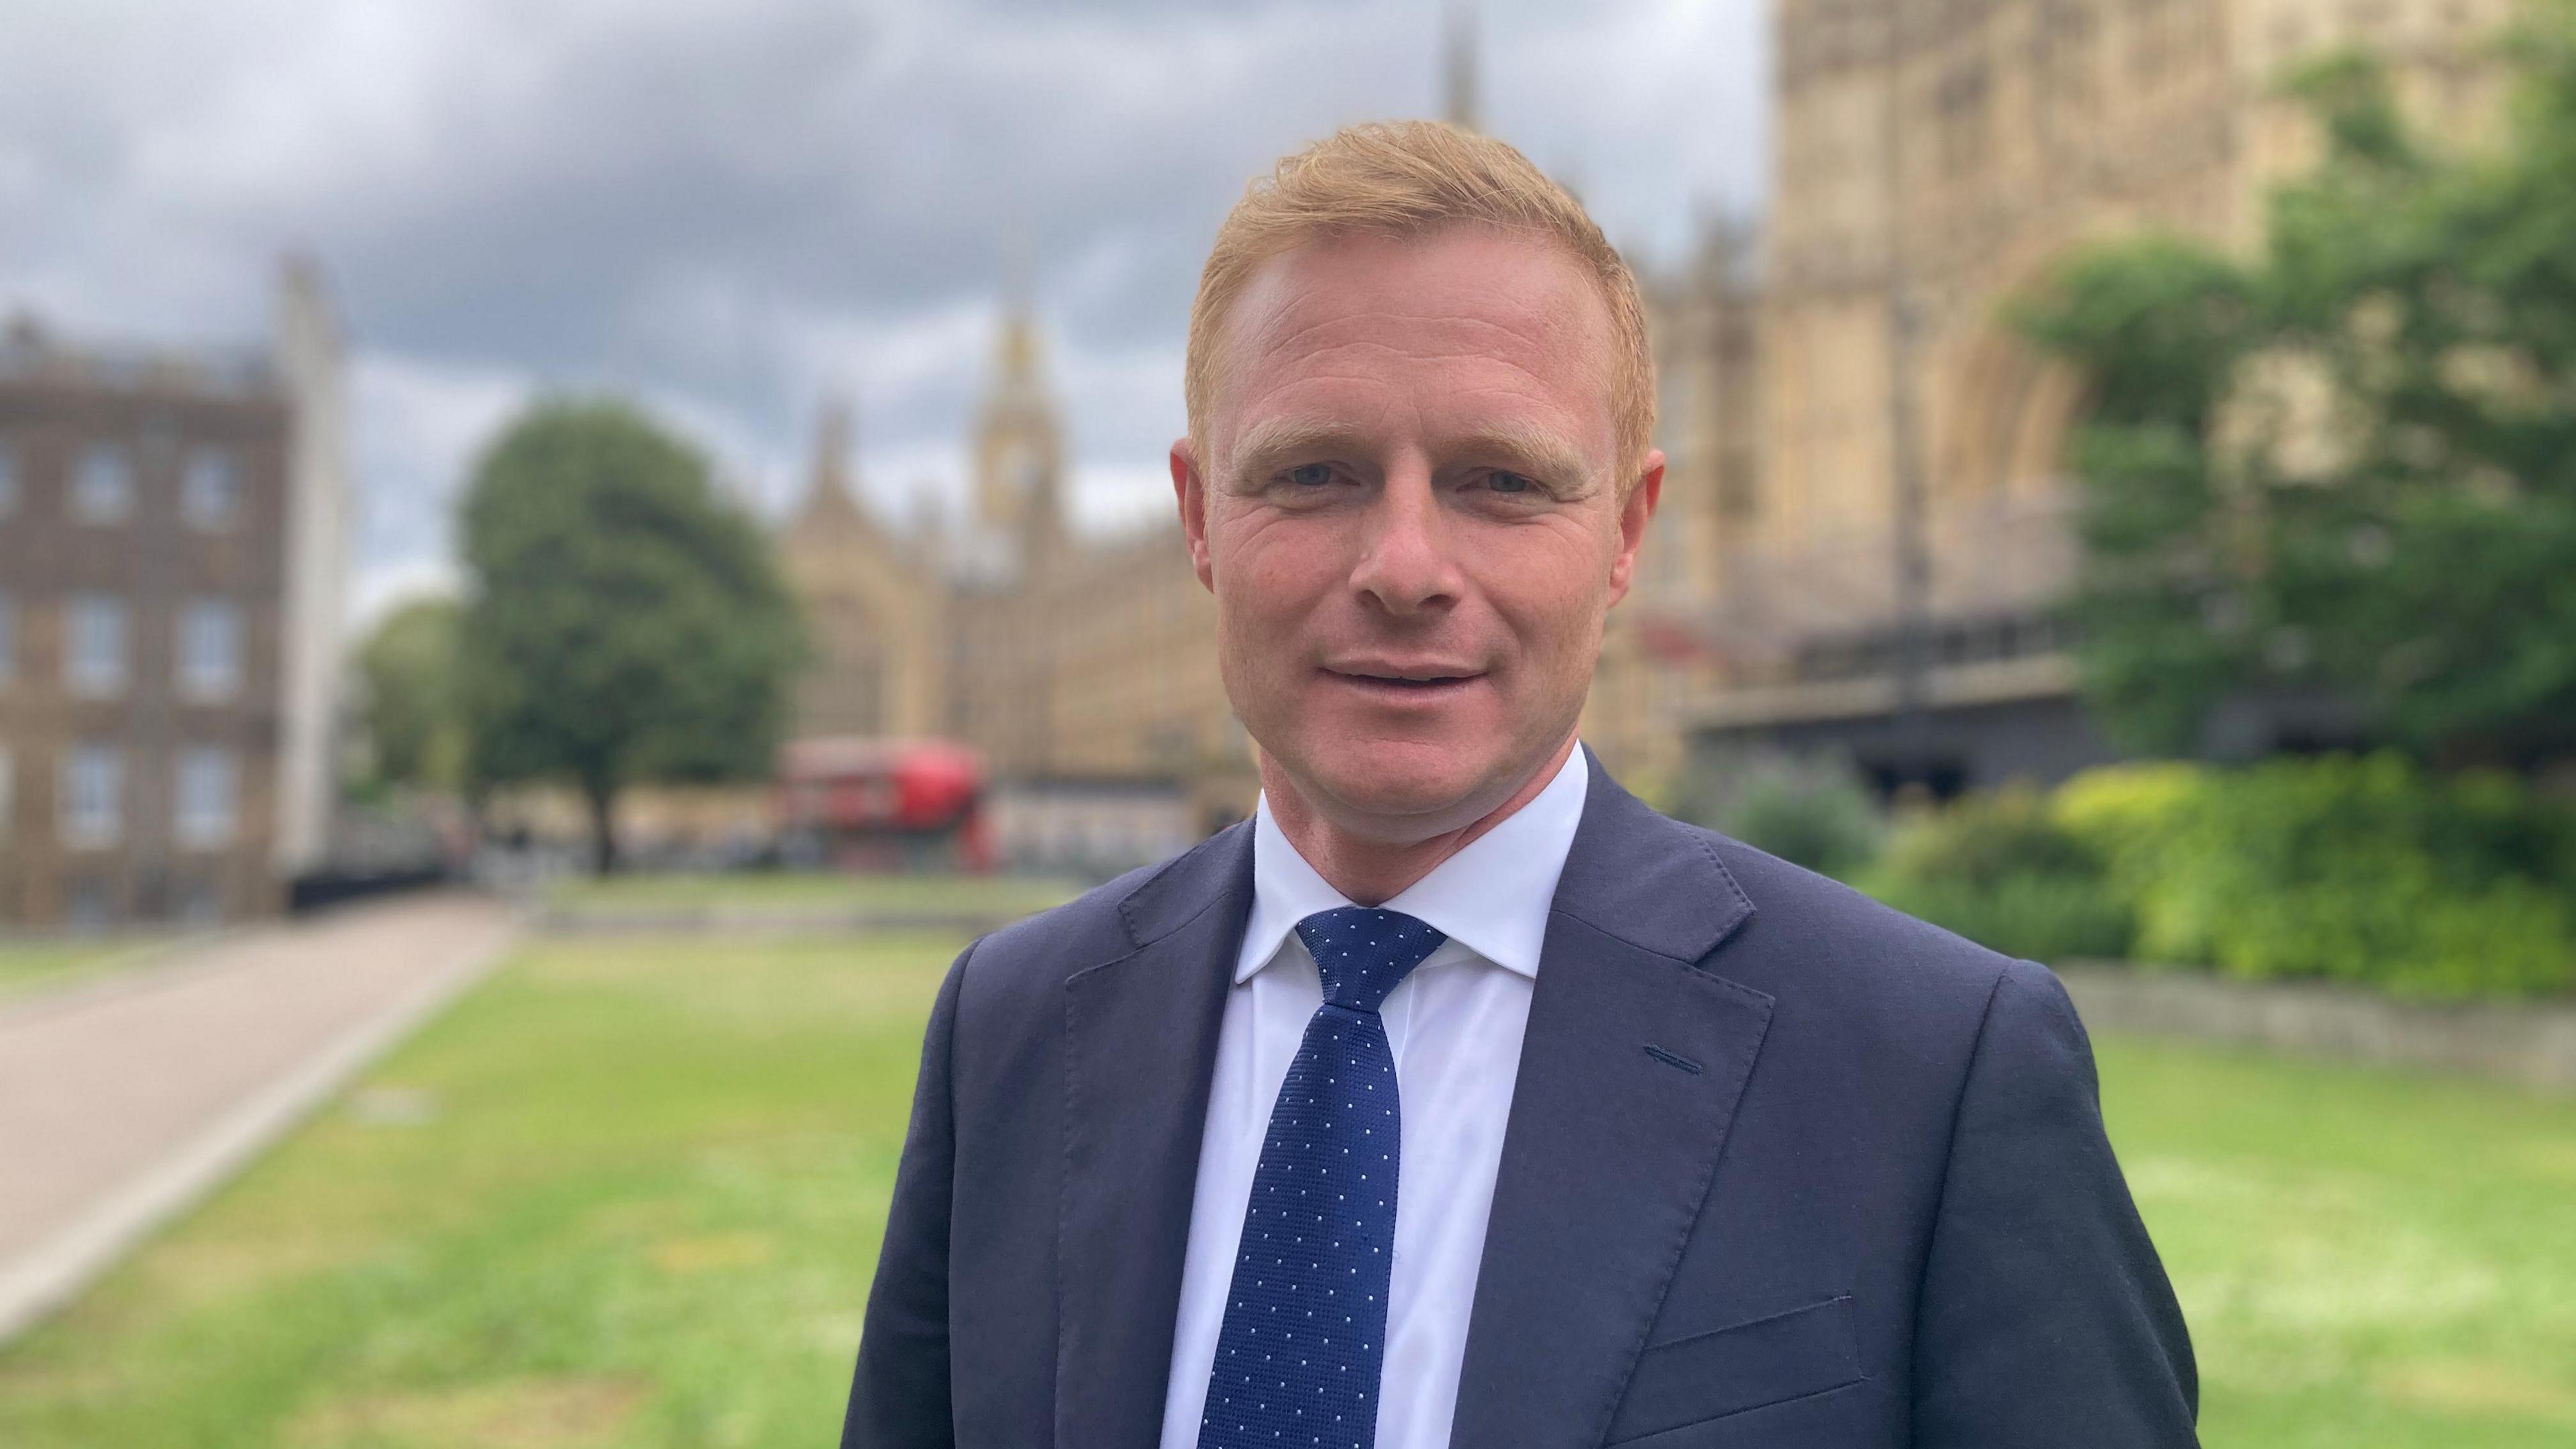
[1057,822,1254,1448]
[1450,751,1775,1448]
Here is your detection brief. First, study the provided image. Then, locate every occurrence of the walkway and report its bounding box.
[0,892,519,1342]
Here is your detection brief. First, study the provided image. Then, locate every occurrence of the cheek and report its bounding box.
[1470,527,1615,655]
[1212,513,1343,628]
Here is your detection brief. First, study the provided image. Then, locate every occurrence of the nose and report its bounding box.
[1348,462,1462,616]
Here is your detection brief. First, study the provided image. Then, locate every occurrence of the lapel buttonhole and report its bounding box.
[1643,1043,1704,1075]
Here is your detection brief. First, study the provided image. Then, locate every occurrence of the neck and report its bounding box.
[1262,732,1579,906]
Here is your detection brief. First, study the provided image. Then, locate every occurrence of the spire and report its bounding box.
[810,394,858,507]
[1000,215,1037,322]
[972,296,1066,568]
[1442,1,1480,132]
[996,302,1039,384]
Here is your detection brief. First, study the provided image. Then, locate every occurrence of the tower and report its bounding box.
[1442,1,1480,132]
[970,303,1067,576]
[777,395,945,740]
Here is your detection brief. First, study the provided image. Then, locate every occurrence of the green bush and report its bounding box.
[2052,754,2576,1000]
[1862,787,2136,962]
[1853,755,2576,998]
[1674,752,1884,881]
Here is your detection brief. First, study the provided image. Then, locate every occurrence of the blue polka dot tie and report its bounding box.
[1197,906,1446,1449]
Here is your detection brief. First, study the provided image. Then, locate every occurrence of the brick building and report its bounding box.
[0,262,347,927]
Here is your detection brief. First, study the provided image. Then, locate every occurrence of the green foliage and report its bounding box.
[458,399,804,870]
[353,597,466,794]
[1671,752,1883,879]
[2055,755,2576,999]
[2017,3,2576,763]
[1862,788,2136,963]
[1860,757,2576,998]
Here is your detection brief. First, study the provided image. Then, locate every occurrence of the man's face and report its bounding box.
[1174,226,1663,841]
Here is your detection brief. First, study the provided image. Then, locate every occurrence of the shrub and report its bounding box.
[2053,754,2576,999]
[1862,787,2136,962]
[1674,751,1884,881]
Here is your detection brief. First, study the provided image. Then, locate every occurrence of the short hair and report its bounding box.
[1185,120,1656,490]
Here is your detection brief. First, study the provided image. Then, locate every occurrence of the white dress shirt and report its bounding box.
[1157,742,1591,1449]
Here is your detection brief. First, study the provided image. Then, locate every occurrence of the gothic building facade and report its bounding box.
[1658,0,2516,790]
[776,0,2520,853]
[776,307,1246,867]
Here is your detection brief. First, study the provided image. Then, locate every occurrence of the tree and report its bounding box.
[458,398,804,871]
[354,596,466,794]
[2018,3,2576,766]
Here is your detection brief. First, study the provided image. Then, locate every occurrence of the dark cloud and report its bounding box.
[0,0,1767,625]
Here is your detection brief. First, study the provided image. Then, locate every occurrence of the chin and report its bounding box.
[1303,734,1503,824]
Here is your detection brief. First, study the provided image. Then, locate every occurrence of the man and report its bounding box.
[845,121,2196,1448]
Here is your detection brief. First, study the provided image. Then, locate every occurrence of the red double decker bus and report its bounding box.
[774,736,991,872]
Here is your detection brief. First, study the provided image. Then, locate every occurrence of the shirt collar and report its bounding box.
[1234,740,1591,985]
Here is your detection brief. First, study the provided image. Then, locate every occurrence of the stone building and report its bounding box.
[1664,0,2516,791]
[1585,221,1770,800]
[0,262,349,926]
[776,400,945,742]
[775,1,2522,845]
[776,305,1243,871]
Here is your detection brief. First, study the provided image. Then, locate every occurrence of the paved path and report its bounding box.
[0,891,519,1342]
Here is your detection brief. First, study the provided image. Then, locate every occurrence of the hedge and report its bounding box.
[1858,754,2576,1000]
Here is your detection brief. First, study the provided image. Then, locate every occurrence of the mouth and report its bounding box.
[1322,665,1485,700]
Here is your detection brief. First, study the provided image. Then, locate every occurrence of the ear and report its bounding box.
[1605,447,1664,608]
[1171,438,1216,592]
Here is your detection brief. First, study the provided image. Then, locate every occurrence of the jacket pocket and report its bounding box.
[1603,1294,1863,1444]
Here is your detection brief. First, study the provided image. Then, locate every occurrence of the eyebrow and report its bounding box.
[1224,415,1599,493]
[1223,417,1369,486]
[1447,421,1597,494]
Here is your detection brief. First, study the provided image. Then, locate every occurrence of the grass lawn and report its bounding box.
[0,932,957,1449]
[0,935,182,1000]
[544,870,1081,920]
[0,931,2570,1446]
[2097,1036,2576,1446]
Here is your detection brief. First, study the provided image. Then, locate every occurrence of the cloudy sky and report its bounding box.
[1,0,1770,631]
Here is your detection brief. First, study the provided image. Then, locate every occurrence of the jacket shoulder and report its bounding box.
[1681,820,2023,1015]
[949,824,1246,1020]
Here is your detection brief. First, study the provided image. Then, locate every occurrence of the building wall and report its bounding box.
[777,409,946,743]
[1675,0,2513,780]
[0,345,291,926]
[271,261,350,877]
[783,309,1253,834]
[1588,228,1766,798]
[1038,520,1246,805]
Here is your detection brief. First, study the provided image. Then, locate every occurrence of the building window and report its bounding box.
[61,743,121,849]
[66,595,127,697]
[0,593,13,686]
[72,444,134,523]
[174,747,237,849]
[1936,61,1992,178]
[182,447,239,528]
[177,878,224,925]
[178,598,243,700]
[0,441,17,516]
[0,743,13,845]
[2038,1,2102,141]
[66,878,113,930]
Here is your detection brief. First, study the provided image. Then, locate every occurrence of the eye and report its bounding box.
[1287,462,1334,488]
[1487,470,1537,494]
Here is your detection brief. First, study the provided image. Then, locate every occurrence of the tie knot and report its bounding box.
[1294,906,1445,1013]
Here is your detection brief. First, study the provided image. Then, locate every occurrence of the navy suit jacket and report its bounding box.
[844,747,2198,1447]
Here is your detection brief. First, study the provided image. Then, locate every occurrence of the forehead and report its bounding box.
[1208,227,1619,466]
